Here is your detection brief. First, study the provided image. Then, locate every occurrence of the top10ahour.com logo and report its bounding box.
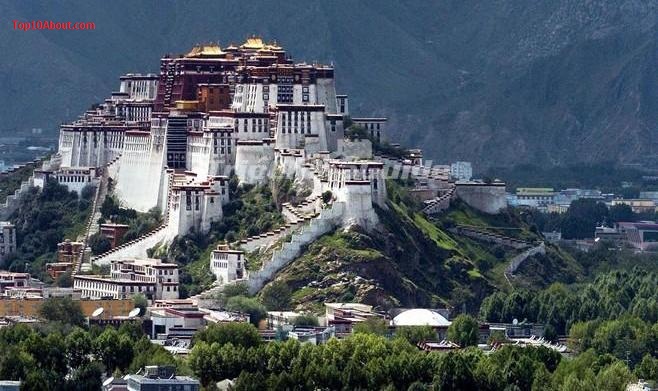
[13,20,95,31]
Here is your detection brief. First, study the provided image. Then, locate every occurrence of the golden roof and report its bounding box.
[241,35,265,50]
[186,43,224,58]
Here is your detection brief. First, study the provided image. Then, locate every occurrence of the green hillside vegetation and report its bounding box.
[4,180,92,281]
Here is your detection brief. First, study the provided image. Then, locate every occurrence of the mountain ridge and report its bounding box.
[3,0,658,168]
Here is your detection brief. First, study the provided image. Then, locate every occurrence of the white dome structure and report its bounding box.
[392,309,451,327]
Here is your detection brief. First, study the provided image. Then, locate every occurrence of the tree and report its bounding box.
[226,296,268,327]
[89,232,111,255]
[132,293,148,316]
[38,297,85,326]
[608,204,635,224]
[395,326,436,345]
[233,371,268,391]
[260,280,292,310]
[447,314,479,347]
[353,317,388,336]
[560,199,609,239]
[94,328,134,374]
[65,328,93,368]
[187,342,218,388]
[292,314,319,327]
[433,351,477,390]
[193,322,261,349]
[80,184,96,201]
[55,271,73,287]
[67,362,103,391]
[595,361,633,391]
[635,354,658,382]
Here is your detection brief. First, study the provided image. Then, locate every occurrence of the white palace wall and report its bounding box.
[234,140,275,185]
[58,129,124,168]
[114,131,166,212]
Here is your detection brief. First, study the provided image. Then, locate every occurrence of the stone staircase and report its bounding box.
[232,196,321,254]
[73,155,121,275]
[88,170,173,266]
[246,203,342,294]
[191,202,343,302]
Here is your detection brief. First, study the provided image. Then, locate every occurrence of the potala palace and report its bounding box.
[30,36,506,297]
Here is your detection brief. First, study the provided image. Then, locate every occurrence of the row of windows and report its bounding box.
[0,232,14,244]
[57,175,92,183]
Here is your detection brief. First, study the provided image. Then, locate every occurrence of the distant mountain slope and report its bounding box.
[2,0,658,167]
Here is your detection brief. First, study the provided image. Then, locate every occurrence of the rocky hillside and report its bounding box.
[3,0,658,167]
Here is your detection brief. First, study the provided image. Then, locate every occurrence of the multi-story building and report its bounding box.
[56,239,84,263]
[617,222,658,251]
[0,222,16,266]
[449,161,473,181]
[513,188,557,209]
[54,167,100,194]
[611,199,657,214]
[73,258,180,300]
[209,244,246,284]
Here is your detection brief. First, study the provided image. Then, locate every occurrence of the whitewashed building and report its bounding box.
[74,258,180,300]
[210,244,246,284]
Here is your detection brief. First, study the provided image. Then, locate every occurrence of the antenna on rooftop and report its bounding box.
[128,308,141,318]
[91,307,104,318]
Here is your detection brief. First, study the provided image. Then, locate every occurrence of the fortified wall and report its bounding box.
[454,181,507,214]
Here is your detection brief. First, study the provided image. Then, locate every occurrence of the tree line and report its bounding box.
[187,321,644,391]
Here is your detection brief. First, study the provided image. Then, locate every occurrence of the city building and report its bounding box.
[120,366,199,391]
[617,221,658,251]
[73,258,179,300]
[611,199,657,214]
[450,161,473,181]
[0,272,30,294]
[324,303,388,335]
[53,36,508,296]
[54,167,100,194]
[0,381,20,391]
[149,306,206,339]
[351,118,387,142]
[513,188,557,209]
